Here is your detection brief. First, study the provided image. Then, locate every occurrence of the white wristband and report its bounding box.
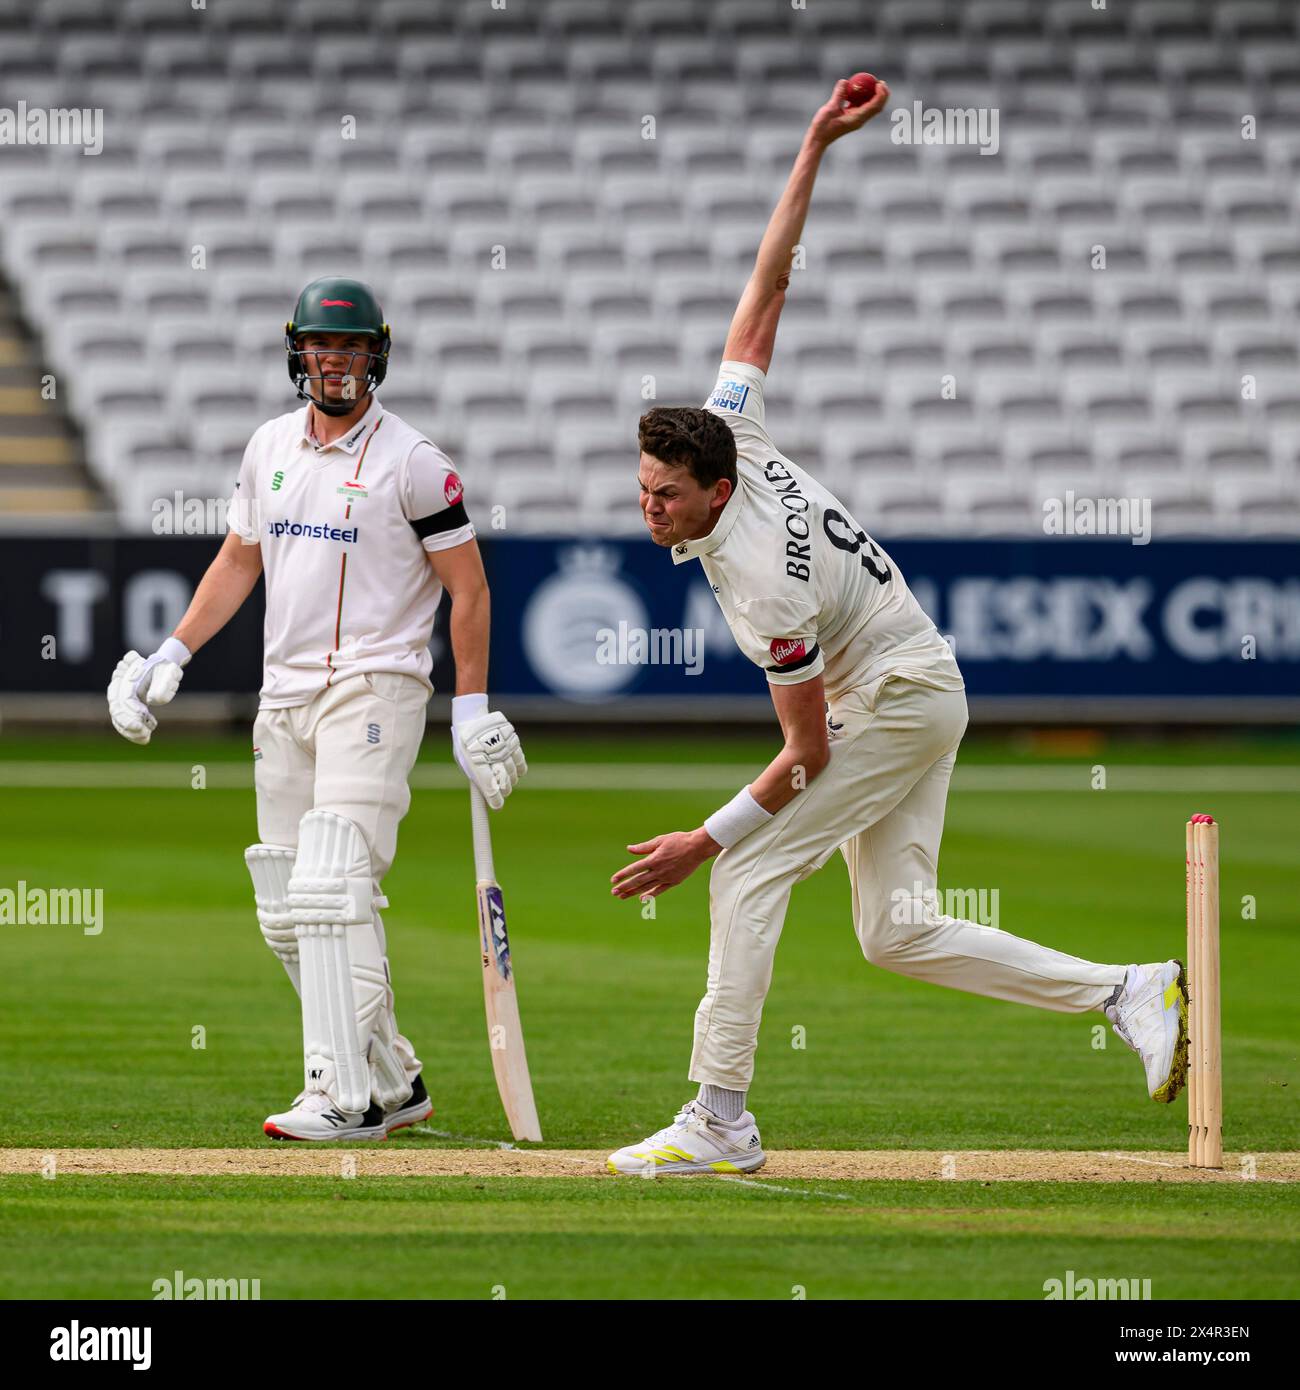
[159,636,191,667]
[703,786,773,850]
[451,692,489,725]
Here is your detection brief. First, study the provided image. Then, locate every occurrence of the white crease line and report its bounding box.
[718,1175,851,1201]
[1097,1151,1289,1183]
[1098,1151,1189,1170]
[410,1126,517,1151]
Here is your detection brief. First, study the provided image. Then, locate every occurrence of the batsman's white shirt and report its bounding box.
[227,396,473,709]
[674,360,963,698]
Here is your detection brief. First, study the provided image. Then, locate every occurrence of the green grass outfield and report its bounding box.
[0,731,1296,1299]
[1,1176,1296,1300]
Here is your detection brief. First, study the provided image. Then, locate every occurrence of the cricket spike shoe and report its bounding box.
[607,1099,767,1176]
[383,1072,433,1134]
[264,1088,387,1141]
[1105,961,1189,1103]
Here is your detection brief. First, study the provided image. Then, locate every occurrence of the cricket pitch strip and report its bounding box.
[3,1149,1297,1183]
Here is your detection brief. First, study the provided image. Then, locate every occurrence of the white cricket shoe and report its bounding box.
[1105,961,1188,1103]
[264,1088,387,1141]
[607,1100,767,1176]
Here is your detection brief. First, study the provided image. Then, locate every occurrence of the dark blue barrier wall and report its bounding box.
[483,537,1300,708]
[2,536,1296,716]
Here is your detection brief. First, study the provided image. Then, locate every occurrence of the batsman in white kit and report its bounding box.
[608,81,1190,1175]
[107,277,526,1141]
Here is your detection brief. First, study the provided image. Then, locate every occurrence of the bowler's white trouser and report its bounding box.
[254,671,432,1083]
[691,676,1127,1090]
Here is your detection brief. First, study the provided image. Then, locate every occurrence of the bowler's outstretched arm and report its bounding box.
[722,76,890,374]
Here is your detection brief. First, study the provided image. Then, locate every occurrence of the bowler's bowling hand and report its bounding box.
[611,829,722,902]
[809,76,891,147]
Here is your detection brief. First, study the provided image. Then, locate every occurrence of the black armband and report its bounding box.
[410,500,470,539]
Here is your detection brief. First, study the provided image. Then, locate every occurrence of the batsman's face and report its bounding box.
[637,454,731,547]
[297,331,372,406]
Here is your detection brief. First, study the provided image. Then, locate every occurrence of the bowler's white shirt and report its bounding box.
[227,395,473,708]
[671,360,963,699]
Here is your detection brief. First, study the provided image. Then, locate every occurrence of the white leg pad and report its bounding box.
[245,845,299,991]
[288,811,386,1115]
[369,896,417,1108]
[370,986,414,1109]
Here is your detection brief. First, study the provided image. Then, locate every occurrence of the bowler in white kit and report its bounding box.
[107,277,526,1140]
[608,81,1190,1175]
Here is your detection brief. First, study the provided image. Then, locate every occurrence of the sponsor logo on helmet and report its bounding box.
[320,299,355,307]
[444,472,464,505]
[769,637,807,665]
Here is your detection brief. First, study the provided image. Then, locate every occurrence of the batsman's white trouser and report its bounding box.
[691,676,1128,1091]
[253,671,431,1090]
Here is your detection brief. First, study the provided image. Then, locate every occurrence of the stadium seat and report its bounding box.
[913,423,1000,474]
[978,369,1067,427]
[1036,326,1125,371]
[1151,372,1244,430]
[1092,425,1182,476]
[1065,372,1154,427]
[529,370,619,430]
[948,325,1036,372]
[0,0,1290,538]
[1222,479,1300,536]
[1126,326,1214,374]
[1186,427,1274,477]
[1007,425,1095,476]
[827,431,917,477]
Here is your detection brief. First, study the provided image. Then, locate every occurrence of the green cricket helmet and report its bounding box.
[285,275,391,415]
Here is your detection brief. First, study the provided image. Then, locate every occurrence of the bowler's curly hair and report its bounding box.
[638,407,737,489]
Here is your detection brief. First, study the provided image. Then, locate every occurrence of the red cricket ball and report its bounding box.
[845,72,878,106]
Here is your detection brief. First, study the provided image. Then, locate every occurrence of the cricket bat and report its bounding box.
[470,785,542,1142]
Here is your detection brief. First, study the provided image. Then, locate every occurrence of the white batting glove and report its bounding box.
[107,636,191,745]
[451,693,527,809]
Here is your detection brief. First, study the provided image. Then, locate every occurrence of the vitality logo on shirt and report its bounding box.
[768,636,820,675]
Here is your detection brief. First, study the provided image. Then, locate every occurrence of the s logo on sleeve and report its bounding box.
[444,472,464,505]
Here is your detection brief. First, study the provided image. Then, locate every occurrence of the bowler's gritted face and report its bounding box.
[638,454,732,548]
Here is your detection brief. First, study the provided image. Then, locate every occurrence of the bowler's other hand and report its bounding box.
[611,828,721,902]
